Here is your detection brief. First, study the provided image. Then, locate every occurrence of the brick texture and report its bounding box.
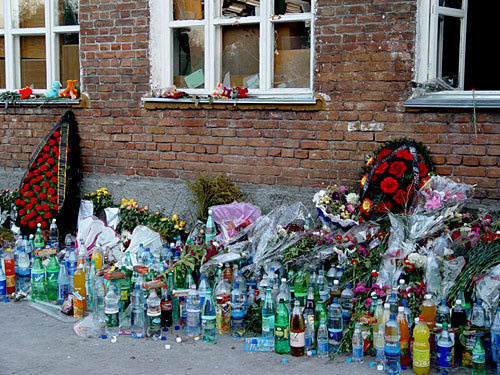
[1,0,499,199]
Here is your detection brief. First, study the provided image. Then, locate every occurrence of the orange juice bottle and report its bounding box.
[413,315,430,375]
[421,294,436,352]
[73,264,87,311]
[397,306,410,368]
[91,247,103,270]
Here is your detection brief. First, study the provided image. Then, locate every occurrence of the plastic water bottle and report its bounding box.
[17,247,31,293]
[472,333,486,374]
[160,243,170,263]
[205,209,216,244]
[131,284,146,338]
[277,278,291,313]
[49,219,59,250]
[202,287,217,343]
[198,273,210,309]
[437,323,453,374]
[22,235,31,263]
[104,285,120,337]
[146,289,162,339]
[375,324,385,365]
[384,313,401,375]
[31,256,46,302]
[141,247,153,267]
[352,323,364,363]
[340,283,354,328]
[317,318,329,358]
[436,299,451,328]
[231,282,245,337]
[471,300,486,328]
[186,285,201,337]
[137,243,145,265]
[262,286,276,338]
[317,270,329,303]
[387,288,399,315]
[304,287,315,351]
[56,263,69,305]
[491,307,500,364]
[46,254,60,301]
[93,275,106,322]
[67,248,77,292]
[328,297,343,353]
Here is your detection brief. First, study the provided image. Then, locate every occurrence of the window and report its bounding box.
[150,0,315,98]
[416,0,500,91]
[0,0,80,91]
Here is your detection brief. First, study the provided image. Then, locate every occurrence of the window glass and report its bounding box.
[174,0,204,20]
[0,37,5,88]
[57,0,79,26]
[439,0,462,9]
[221,0,260,17]
[20,35,46,88]
[273,22,310,88]
[59,33,79,83]
[221,24,259,88]
[0,0,4,29]
[173,27,204,88]
[437,15,460,88]
[274,0,311,15]
[12,0,45,28]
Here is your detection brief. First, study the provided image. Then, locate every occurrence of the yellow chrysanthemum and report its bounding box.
[172,214,178,222]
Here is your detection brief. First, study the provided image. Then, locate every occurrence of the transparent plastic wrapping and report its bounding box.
[105,207,120,229]
[76,217,121,258]
[125,225,163,266]
[77,200,94,227]
[476,263,500,310]
[73,314,104,338]
[29,301,75,323]
[440,256,466,301]
[211,202,261,244]
[425,252,442,298]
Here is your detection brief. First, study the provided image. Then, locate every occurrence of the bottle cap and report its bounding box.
[334,280,339,285]
[377,364,383,371]
[398,306,404,312]
[424,294,431,299]
[161,336,166,341]
[442,323,448,329]
[419,314,425,320]
[208,209,212,214]
[384,303,389,309]
[399,279,404,284]
[52,218,56,223]
[456,299,462,305]
[477,300,482,306]
[346,283,351,288]
[281,278,286,283]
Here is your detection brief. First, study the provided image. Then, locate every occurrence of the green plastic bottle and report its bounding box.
[275,298,290,354]
[46,254,60,301]
[33,223,45,250]
[119,265,131,313]
[472,334,486,375]
[315,300,327,331]
[168,272,180,327]
[294,271,307,308]
[31,257,46,302]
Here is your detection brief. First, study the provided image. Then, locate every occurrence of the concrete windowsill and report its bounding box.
[0,94,89,109]
[404,90,500,109]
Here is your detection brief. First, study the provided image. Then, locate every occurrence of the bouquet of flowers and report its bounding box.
[83,187,113,215]
[313,184,360,229]
[1,189,19,226]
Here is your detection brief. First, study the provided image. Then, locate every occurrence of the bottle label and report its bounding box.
[6,275,15,289]
[105,312,119,328]
[413,348,430,367]
[275,325,289,341]
[68,262,77,275]
[328,328,342,347]
[202,316,216,329]
[231,316,245,336]
[318,341,329,354]
[472,352,485,364]
[216,294,231,334]
[186,311,200,329]
[262,316,275,333]
[148,315,161,331]
[161,300,172,311]
[492,333,500,362]
[353,346,363,358]
[290,331,305,347]
[0,280,6,296]
[47,271,58,283]
[57,284,69,302]
[437,345,453,368]
[385,348,400,369]
[120,289,129,302]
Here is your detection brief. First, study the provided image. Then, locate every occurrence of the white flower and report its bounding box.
[346,193,359,205]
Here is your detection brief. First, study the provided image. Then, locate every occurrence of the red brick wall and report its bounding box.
[1,0,499,199]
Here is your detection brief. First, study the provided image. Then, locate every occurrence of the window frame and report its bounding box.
[0,0,80,92]
[150,0,316,98]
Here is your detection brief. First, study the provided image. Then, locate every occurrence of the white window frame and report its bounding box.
[150,0,315,98]
[0,0,80,92]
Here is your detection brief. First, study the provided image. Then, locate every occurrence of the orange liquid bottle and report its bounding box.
[413,315,430,375]
[3,248,16,295]
[91,247,103,270]
[397,306,410,368]
[421,294,436,353]
[73,264,87,311]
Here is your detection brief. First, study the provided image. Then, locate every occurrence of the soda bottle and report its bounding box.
[303,287,315,351]
[104,284,120,337]
[160,285,173,328]
[315,300,326,332]
[118,265,131,313]
[396,306,409,368]
[230,282,245,337]
[375,324,385,365]
[370,293,378,317]
[46,254,60,301]
[262,286,276,338]
[3,248,15,295]
[385,313,401,375]
[147,289,162,339]
[340,283,354,328]
[491,307,500,364]
[201,287,217,343]
[437,323,453,374]
[215,274,231,335]
[317,318,329,358]
[31,256,46,301]
[205,209,216,244]
[17,247,31,293]
[471,300,486,328]
[131,284,146,339]
[186,285,201,337]
[91,246,103,270]
[49,219,59,250]
[277,278,291,313]
[472,334,486,375]
[328,297,343,353]
[421,294,436,352]
[34,223,45,249]
[57,263,69,305]
[413,315,430,375]
[0,265,7,300]
[73,264,87,311]
[451,299,467,328]
[352,323,364,363]
[436,299,450,328]
[275,298,290,354]
[294,271,307,307]
[290,300,305,357]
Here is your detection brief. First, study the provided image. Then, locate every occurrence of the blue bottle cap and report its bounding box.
[161,336,167,341]
[174,326,180,330]
[101,334,107,339]
[401,366,407,370]
[163,328,168,332]
[346,283,351,289]
[252,339,258,344]
[346,357,352,363]
[369,361,375,367]
[281,359,288,364]
[311,350,316,355]
[3,297,9,302]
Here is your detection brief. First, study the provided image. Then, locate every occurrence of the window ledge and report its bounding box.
[142,94,325,111]
[0,93,89,109]
[404,91,500,109]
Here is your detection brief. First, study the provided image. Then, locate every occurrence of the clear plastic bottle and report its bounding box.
[397,306,409,369]
[352,323,364,363]
[231,282,245,337]
[215,274,231,335]
[277,278,291,313]
[186,285,201,337]
[491,307,500,364]
[137,243,145,265]
[472,333,486,375]
[437,323,453,374]
[387,288,399,315]
[17,246,31,293]
[262,286,276,338]
[326,264,336,289]
[317,318,329,358]
[340,283,354,328]
[290,300,305,357]
[205,209,216,244]
[471,300,486,328]
[147,289,162,339]
[93,275,106,324]
[0,265,7,300]
[413,315,430,375]
[56,263,69,305]
[375,324,385,365]
[436,299,451,328]
[131,284,146,338]
[328,297,343,353]
[202,286,217,343]
[198,273,210,309]
[304,287,315,351]
[105,285,120,337]
[141,247,153,267]
[384,313,401,375]
[49,219,59,250]
[33,223,45,250]
[317,270,329,303]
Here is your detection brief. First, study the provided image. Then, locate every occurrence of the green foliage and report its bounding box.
[244,300,263,335]
[0,227,15,244]
[83,188,114,215]
[187,173,244,222]
[0,189,19,213]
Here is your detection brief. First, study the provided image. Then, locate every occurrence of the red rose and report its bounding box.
[15,198,21,205]
[53,204,58,210]
[43,145,50,152]
[42,204,50,211]
[28,221,36,229]
[47,158,55,165]
[39,193,47,200]
[49,139,56,146]
[396,149,413,161]
[54,151,59,159]
[36,175,43,182]
[53,166,58,174]
[51,177,58,184]
[377,148,393,161]
[35,204,43,211]
[40,164,48,172]
[26,191,34,197]
[30,197,38,205]
[52,146,58,154]
[49,196,57,203]
[53,131,60,138]
[43,153,50,159]
[21,219,28,226]
[41,220,48,229]
[374,162,389,174]
[19,209,26,216]
[380,177,399,194]
[35,216,43,223]
[33,170,40,176]
[393,189,409,206]
[19,200,26,206]
[389,161,407,178]
[36,157,43,164]
[44,212,52,219]
[47,187,56,195]
[42,181,50,188]
[33,185,41,192]
[418,162,428,177]
[46,171,53,178]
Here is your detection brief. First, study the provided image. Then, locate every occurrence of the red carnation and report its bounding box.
[49,196,57,203]
[393,189,409,206]
[53,166,58,173]
[53,204,58,210]
[377,148,393,161]
[42,181,50,188]
[46,171,53,178]
[39,193,47,200]
[380,177,399,194]
[19,200,26,207]
[49,139,56,146]
[41,220,48,229]
[389,161,407,178]
[33,185,41,192]
[15,198,21,205]
[18,209,26,216]
[33,170,40,176]
[396,149,413,161]
[44,212,52,219]
[35,204,42,211]
[21,219,28,226]
[374,162,389,174]
[35,216,43,223]
[53,131,60,138]
[52,146,58,153]
[26,191,34,197]
[40,164,48,172]
[47,158,55,165]
[36,175,43,182]
[51,176,58,184]
[47,187,56,195]
[43,153,50,159]
[418,162,428,177]
[28,221,36,229]
[31,198,38,205]
[42,204,50,211]
[43,145,50,152]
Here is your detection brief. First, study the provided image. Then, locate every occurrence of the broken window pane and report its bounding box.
[221,0,260,18]
[20,35,46,88]
[11,0,45,28]
[439,0,462,9]
[173,27,205,89]
[221,24,259,88]
[273,22,310,88]
[174,0,204,20]
[0,37,5,88]
[274,0,311,15]
[57,0,79,26]
[437,15,460,88]
[59,33,80,83]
